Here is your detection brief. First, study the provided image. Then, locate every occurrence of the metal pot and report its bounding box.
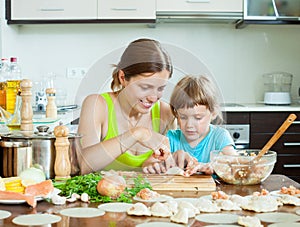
[0,125,82,179]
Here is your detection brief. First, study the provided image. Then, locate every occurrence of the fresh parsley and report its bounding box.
[53,172,152,203]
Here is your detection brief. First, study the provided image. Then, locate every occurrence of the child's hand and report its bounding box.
[184,163,214,176]
[172,150,198,170]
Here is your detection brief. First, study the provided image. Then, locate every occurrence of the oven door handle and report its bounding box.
[283,164,300,168]
[235,144,249,149]
[283,142,300,146]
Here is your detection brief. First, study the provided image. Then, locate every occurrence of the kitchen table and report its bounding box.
[0,174,299,227]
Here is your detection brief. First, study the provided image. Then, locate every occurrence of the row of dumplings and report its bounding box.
[126,199,264,226]
[126,193,300,224]
[127,200,198,224]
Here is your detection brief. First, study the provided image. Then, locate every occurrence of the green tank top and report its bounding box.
[101,93,160,171]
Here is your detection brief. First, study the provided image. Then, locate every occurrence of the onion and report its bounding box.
[97,174,126,199]
[19,167,46,185]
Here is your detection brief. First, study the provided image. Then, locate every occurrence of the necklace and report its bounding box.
[125,112,143,128]
[118,103,143,129]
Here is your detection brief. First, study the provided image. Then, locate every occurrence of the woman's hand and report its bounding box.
[131,127,171,161]
[142,155,176,174]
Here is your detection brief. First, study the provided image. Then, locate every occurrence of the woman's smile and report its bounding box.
[139,99,153,109]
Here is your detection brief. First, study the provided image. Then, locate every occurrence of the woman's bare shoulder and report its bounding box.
[80,94,108,120]
[78,94,109,135]
[83,94,105,104]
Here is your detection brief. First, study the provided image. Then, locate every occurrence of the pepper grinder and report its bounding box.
[20,79,33,132]
[46,88,57,119]
[54,125,71,180]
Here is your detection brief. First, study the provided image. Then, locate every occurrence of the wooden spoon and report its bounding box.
[235,113,297,180]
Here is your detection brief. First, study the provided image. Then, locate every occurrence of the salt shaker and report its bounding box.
[20,79,33,132]
[54,125,71,180]
[46,88,57,119]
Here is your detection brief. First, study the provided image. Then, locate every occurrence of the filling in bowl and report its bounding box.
[210,150,277,185]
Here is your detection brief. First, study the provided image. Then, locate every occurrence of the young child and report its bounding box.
[167,75,236,175]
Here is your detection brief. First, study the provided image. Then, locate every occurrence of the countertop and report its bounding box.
[0,174,299,227]
[222,103,300,112]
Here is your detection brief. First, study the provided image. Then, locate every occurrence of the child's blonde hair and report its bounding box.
[170,75,223,124]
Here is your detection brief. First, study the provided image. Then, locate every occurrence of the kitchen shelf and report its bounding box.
[6,19,156,25]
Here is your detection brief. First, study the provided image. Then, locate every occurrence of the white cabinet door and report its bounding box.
[98,0,155,19]
[11,0,97,20]
[157,0,242,13]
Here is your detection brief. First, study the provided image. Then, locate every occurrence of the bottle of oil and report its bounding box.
[7,91,21,130]
[0,58,10,110]
[6,57,22,114]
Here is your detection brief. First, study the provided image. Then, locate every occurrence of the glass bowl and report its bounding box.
[210,149,277,185]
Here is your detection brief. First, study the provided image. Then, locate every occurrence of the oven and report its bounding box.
[222,124,250,150]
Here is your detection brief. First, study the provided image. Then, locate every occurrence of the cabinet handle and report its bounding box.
[292,121,300,124]
[186,0,210,2]
[283,164,300,168]
[40,8,65,12]
[111,8,137,11]
[283,142,300,146]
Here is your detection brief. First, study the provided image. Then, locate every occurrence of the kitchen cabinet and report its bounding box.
[6,0,156,24]
[9,0,97,20]
[250,112,300,183]
[157,0,242,13]
[226,111,300,183]
[98,0,155,20]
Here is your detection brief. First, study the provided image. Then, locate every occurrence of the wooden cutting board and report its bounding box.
[142,174,216,192]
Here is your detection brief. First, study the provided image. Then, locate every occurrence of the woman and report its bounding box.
[77,38,176,174]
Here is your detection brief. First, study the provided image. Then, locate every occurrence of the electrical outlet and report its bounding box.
[66,67,87,78]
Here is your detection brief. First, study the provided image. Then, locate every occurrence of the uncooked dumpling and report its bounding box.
[164,200,178,214]
[150,202,172,217]
[238,216,263,227]
[230,194,250,207]
[215,199,241,211]
[277,195,300,206]
[170,207,189,224]
[165,167,184,176]
[127,202,151,216]
[178,201,199,217]
[195,198,220,213]
[241,195,281,212]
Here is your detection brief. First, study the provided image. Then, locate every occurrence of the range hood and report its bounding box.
[155,0,243,24]
[236,0,300,28]
[156,12,242,24]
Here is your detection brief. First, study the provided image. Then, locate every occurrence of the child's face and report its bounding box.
[176,105,213,146]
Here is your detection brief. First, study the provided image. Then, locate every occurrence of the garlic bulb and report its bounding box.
[80,193,89,202]
[51,194,66,205]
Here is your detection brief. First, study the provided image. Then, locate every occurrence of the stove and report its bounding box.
[222,124,250,149]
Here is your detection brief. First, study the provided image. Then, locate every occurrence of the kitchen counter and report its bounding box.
[222,103,300,112]
[0,174,299,227]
